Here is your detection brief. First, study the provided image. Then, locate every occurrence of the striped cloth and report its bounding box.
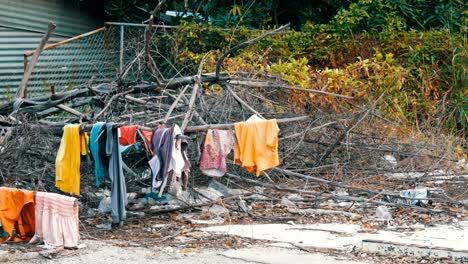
[29,192,79,248]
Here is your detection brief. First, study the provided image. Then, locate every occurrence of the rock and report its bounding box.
[281,197,297,209]
[197,187,223,202]
[208,180,229,197]
[209,204,229,216]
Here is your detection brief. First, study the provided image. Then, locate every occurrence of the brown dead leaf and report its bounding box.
[150,233,162,238]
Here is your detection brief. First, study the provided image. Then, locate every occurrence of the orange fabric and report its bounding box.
[0,187,35,242]
[140,130,153,154]
[119,125,138,146]
[234,114,280,176]
[141,130,153,144]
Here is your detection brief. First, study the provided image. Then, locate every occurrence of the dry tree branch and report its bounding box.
[144,0,168,85]
[181,52,212,132]
[94,89,134,121]
[223,83,265,119]
[215,23,290,80]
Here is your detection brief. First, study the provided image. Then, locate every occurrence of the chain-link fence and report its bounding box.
[23,23,184,97]
[24,26,120,96]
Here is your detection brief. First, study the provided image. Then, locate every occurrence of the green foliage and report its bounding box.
[155,22,466,134]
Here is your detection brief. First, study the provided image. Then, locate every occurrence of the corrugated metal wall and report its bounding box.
[0,0,105,102]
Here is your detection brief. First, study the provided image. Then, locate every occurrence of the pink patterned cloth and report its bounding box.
[200,129,234,177]
[29,192,79,248]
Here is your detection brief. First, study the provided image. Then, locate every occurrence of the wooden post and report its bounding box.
[17,23,56,99]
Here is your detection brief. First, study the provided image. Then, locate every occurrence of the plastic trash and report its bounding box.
[376,206,392,220]
[399,187,428,206]
[98,197,112,213]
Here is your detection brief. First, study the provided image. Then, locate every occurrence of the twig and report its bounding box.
[184,116,309,133]
[215,24,290,80]
[223,83,265,119]
[181,52,211,132]
[164,84,190,123]
[144,0,168,84]
[94,89,134,121]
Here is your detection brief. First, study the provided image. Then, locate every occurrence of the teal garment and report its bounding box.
[144,192,166,201]
[90,122,106,187]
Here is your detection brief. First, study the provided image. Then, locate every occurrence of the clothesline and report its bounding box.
[79,116,309,133]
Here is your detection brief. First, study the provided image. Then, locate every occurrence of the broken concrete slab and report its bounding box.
[357,239,468,262]
[203,222,468,259]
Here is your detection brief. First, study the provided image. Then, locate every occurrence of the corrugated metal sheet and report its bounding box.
[0,0,101,37]
[0,0,108,102]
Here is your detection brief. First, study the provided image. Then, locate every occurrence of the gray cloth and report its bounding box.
[105,123,127,224]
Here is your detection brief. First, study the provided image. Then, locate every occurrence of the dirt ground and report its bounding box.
[7,240,370,264]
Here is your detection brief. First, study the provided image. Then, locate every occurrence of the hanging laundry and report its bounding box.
[141,130,153,144]
[149,127,173,193]
[234,114,280,176]
[55,124,88,195]
[119,125,138,146]
[29,192,79,248]
[149,124,191,197]
[137,129,153,154]
[200,129,233,177]
[90,122,108,187]
[166,125,191,196]
[106,123,127,226]
[0,187,35,242]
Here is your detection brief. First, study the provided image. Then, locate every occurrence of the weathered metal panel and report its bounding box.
[0,0,106,102]
[0,0,101,37]
[0,27,66,101]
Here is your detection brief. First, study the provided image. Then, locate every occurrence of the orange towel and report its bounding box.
[119,125,138,146]
[234,114,280,176]
[0,187,35,242]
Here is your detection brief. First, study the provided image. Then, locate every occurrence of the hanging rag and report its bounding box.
[234,114,280,176]
[55,124,87,195]
[166,125,191,196]
[0,187,35,242]
[106,123,127,225]
[149,127,173,193]
[90,122,107,187]
[148,125,191,196]
[119,125,138,146]
[140,129,153,153]
[200,129,234,177]
[29,192,79,248]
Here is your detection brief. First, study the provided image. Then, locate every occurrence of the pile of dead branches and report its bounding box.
[0,7,466,225]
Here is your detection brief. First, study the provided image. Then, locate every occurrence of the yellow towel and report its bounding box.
[55,124,87,195]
